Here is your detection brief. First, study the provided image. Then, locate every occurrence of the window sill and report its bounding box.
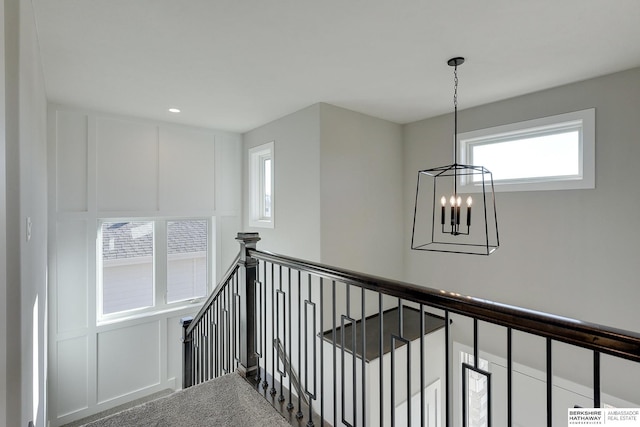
[97,299,205,328]
[249,219,274,229]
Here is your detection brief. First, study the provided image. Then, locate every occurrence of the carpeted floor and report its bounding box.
[80,373,290,427]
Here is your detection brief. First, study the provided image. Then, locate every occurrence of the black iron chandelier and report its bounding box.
[410,57,499,255]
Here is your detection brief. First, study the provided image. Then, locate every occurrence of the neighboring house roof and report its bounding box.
[102,220,207,260]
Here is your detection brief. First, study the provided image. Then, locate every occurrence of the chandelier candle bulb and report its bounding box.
[441,196,446,225]
[456,196,462,226]
[450,196,456,226]
[466,196,472,227]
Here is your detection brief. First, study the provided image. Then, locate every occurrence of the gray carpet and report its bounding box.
[81,373,290,427]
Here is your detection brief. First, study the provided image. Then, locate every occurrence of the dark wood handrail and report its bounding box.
[249,248,640,363]
[186,252,240,336]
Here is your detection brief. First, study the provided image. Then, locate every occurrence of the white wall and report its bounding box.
[0,0,12,424]
[0,0,49,425]
[243,104,322,261]
[20,1,49,425]
[319,103,404,280]
[47,106,242,426]
[404,67,640,406]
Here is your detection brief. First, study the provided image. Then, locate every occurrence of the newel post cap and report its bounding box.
[236,232,261,246]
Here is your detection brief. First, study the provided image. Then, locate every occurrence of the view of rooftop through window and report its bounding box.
[100,219,209,317]
[101,221,154,315]
[167,220,207,303]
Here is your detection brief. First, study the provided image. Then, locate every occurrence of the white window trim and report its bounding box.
[249,141,275,228]
[458,108,595,192]
[97,217,212,324]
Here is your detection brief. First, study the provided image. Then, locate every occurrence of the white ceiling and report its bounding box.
[32,0,640,134]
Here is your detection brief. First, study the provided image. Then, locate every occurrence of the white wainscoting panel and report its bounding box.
[214,133,242,213]
[57,336,89,417]
[96,118,159,212]
[56,220,88,333]
[159,127,216,212]
[56,110,89,212]
[97,321,161,403]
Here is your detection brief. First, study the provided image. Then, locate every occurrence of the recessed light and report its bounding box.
[168,108,181,113]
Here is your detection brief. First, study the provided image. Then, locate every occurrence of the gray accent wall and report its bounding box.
[404,67,640,404]
[404,67,640,333]
[242,103,404,282]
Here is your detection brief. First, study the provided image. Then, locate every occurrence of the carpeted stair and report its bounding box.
[79,373,290,427]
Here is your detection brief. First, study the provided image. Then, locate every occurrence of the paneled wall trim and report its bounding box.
[47,105,242,426]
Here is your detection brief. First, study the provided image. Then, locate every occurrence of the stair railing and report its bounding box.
[182,232,640,427]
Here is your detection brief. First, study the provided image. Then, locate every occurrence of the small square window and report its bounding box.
[249,141,275,228]
[458,108,595,192]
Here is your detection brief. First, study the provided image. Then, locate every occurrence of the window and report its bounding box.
[167,220,208,303]
[458,108,595,192]
[98,218,211,320]
[249,141,274,228]
[101,221,154,315]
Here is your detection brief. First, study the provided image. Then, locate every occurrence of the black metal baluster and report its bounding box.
[398,298,403,337]
[340,283,356,427]
[255,262,262,383]
[362,287,366,427]
[593,351,601,408]
[445,310,450,427]
[420,303,425,427]
[547,337,552,427]
[204,310,209,381]
[227,277,231,374]
[221,287,225,375]
[403,300,410,427]
[305,273,316,427]
[288,268,294,411]
[270,262,276,396]
[262,261,268,389]
[278,265,285,403]
[379,293,384,427]
[507,327,512,427]
[474,318,478,368]
[236,271,240,371]
[319,277,324,426]
[200,322,204,383]
[332,280,337,426]
[228,276,233,373]
[214,297,218,377]
[219,293,223,376]
[195,324,200,384]
[297,270,303,419]
[234,278,239,372]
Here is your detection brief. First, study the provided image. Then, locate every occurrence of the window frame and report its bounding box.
[458,108,595,192]
[97,217,213,324]
[248,141,275,228]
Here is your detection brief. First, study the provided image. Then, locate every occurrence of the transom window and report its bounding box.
[458,109,595,192]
